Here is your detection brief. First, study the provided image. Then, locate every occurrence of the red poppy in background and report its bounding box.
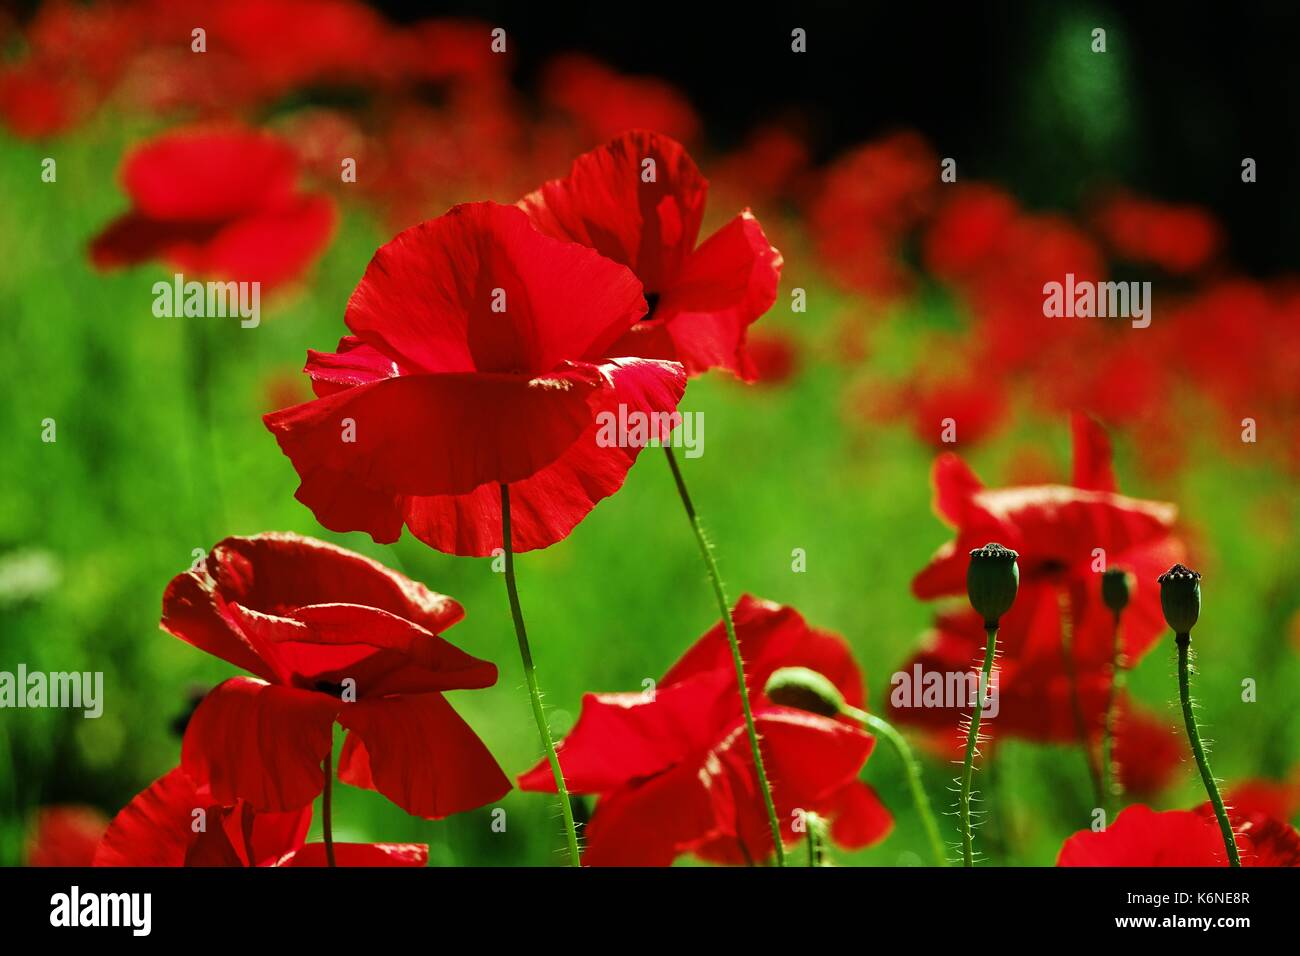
[541,55,700,147]
[519,596,891,865]
[887,606,1185,796]
[95,766,426,867]
[90,125,335,289]
[520,130,783,380]
[24,806,108,866]
[1058,804,1300,867]
[1090,190,1221,275]
[265,201,686,556]
[912,414,1184,671]
[163,532,510,818]
[808,131,936,300]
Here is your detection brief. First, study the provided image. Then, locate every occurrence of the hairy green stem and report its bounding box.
[959,625,998,867]
[849,708,947,866]
[322,747,336,868]
[501,483,581,867]
[1100,611,1125,809]
[1176,634,1240,867]
[663,446,785,866]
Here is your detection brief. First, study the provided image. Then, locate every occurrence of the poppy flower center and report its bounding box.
[640,292,661,324]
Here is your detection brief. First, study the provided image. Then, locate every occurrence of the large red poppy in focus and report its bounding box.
[90,126,335,289]
[163,533,510,818]
[95,766,426,867]
[1057,803,1300,867]
[518,596,891,865]
[265,201,686,556]
[520,130,783,380]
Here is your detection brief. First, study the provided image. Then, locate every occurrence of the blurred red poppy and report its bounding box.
[541,55,700,147]
[1058,803,1300,867]
[90,125,335,289]
[518,596,891,865]
[94,766,426,867]
[912,414,1184,671]
[265,202,686,555]
[25,805,108,866]
[163,532,510,818]
[520,130,783,381]
[1091,191,1221,275]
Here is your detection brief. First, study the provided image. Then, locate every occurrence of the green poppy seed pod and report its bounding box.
[967,543,1019,627]
[763,667,846,718]
[1157,563,1201,635]
[1101,567,1133,615]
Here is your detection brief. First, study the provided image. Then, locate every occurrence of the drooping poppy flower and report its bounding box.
[911,414,1185,672]
[25,806,109,866]
[90,126,335,289]
[518,596,891,866]
[1057,803,1300,867]
[94,766,426,867]
[163,532,510,817]
[519,130,783,381]
[264,201,686,556]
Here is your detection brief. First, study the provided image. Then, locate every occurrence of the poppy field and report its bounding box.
[3,0,1300,880]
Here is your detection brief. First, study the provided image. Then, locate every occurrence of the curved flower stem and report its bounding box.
[322,747,336,868]
[1099,611,1125,810]
[500,483,581,867]
[663,446,785,866]
[1059,592,1105,808]
[1176,633,1240,867]
[959,624,998,867]
[848,707,946,866]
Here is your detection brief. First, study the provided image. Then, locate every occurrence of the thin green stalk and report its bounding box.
[1059,592,1105,809]
[959,625,998,867]
[500,483,581,867]
[1176,634,1240,867]
[322,747,336,868]
[849,707,946,866]
[663,445,785,866]
[805,813,823,867]
[1100,611,1125,809]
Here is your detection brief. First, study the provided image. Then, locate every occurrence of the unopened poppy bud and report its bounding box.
[967,543,1019,627]
[1101,567,1132,615]
[1157,563,1201,635]
[764,667,845,718]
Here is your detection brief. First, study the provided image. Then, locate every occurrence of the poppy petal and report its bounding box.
[181,677,340,811]
[337,693,510,819]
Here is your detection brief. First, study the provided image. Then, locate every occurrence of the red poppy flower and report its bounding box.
[163,532,510,818]
[912,414,1184,672]
[541,55,701,147]
[264,201,686,556]
[25,806,108,867]
[94,766,426,867]
[887,606,1186,794]
[1227,775,1300,824]
[1058,804,1300,867]
[1091,191,1221,275]
[519,130,783,380]
[518,596,891,865]
[90,126,335,289]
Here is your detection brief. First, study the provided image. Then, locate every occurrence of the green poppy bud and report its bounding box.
[1101,567,1132,616]
[967,543,1019,627]
[1157,563,1201,636]
[763,667,846,718]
